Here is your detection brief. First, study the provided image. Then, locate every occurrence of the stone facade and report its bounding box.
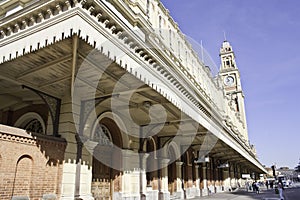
[0,0,266,199]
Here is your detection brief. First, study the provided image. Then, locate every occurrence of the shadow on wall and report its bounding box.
[0,125,66,200]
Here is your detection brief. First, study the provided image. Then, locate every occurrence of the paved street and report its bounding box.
[190,184,300,200]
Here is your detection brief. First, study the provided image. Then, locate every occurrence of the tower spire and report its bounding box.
[219,40,236,71]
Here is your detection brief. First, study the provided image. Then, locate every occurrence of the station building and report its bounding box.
[0,0,266,199]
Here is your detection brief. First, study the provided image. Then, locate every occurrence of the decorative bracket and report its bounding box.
[22,85,61,137]
[79,95,115,136]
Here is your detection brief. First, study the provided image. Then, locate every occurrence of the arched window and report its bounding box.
[93,124,112,146]
[25,119,43,134]
[14,112,46,134]
[146,0,150,15]
[159,16,162,34]
[169,29,172,48]
[178,41,181,57]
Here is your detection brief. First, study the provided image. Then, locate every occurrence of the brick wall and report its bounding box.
[0,125,66,200]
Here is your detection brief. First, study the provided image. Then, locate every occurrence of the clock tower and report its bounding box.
[219,40,248,141]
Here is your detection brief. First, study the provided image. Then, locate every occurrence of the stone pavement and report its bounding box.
[190,188,282,200]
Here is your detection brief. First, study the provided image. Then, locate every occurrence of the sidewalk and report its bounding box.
[190,188,281,200]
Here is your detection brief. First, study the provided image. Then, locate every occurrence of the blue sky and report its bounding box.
[160,0,300,169]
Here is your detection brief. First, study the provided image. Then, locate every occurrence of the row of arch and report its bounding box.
[11,110,191,169]
[88,110,189,189]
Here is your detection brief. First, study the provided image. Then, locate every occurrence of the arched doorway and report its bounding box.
[91,117,123,200]
[144,137,158,189]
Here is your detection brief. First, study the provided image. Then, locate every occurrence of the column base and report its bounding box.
[185,186,199,199]
[201,188,209,196]
[113,192,141,200]
[215,186,222,193]
[145,190,159,200]
[158,191,170,200]
[196,188,201,197]
[208,185,215,194]
[223,186,232,192]
[61,195,94,200]
[170,189,183,199]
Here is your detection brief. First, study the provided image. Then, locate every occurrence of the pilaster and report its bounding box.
[201,165,208,196]
[194,165,201,197]
[59,93,93,200]
[174,162,184,199]
[222,169,231,192]
[159,158,170,200]
[230,165,237,189]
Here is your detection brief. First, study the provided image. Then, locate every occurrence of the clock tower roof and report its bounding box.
[219,40,237,71]
[220,40,234,55]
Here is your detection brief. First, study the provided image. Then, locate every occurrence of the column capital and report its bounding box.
[176,161,184,166]
[160,158,170,165]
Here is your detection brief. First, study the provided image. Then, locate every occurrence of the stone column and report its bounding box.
[215,167,220,193]
[230,165,236,189]
[175,162,184,199]
[201,165,208,196]
[160,158,170,199]
[236,166,242,188]
[119,149,149,199]
[59,94,93,200]
[140,153,149,197]
[194,165,201,197]
[222,169,231,191]
[207,163,214,195]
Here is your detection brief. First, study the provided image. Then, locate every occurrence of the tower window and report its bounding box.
[169,29,172,48]
[235,97,240,112]
[159,16,162,34]
[178,41,181,57]
[146,0,150,15]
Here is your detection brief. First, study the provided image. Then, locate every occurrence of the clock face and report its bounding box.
[224,76,235,86]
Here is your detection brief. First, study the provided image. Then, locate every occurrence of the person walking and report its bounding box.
[255,181,260,194]
[266,180,269,190]
[278,180,284,200]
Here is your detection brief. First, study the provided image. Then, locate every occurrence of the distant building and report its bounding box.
[277,167,295,180]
